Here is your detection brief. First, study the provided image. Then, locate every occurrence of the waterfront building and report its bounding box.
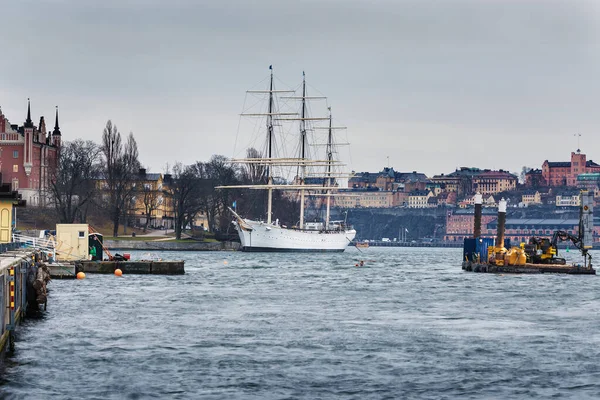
[542,150,600,187]
[0,101,61,206]
[349,168,428,192]
[472,170,517,195]
[555,190,581,207]
[392,190,409,207]
[433,168,517,197]
[429,174,465,196]
[0,174,25,243]
[348,171,378,189]
[444,167,481,196]
[94,170,208,231]
[443,208,497,241]
[521,190,542,206]
[334,188,393,208]
[524,169,545,187]
[576,173,600,193]
[132,169,169,229]
[435,191,457,206]
[425,182,443,196]
[445,211,600,244]
[406,189,433,208]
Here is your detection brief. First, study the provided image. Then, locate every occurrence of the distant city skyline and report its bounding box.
[1,0,599,177]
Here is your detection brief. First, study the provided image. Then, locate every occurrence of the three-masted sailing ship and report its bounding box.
[218,67,356,252]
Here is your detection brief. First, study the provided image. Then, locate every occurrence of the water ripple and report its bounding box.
[1,247,599,399]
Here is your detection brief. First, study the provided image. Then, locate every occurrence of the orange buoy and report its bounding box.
[114,268,123,277]
[223,260,228,265]
[76,272,86,280]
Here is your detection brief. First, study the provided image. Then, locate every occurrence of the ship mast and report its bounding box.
[266,67,274,224]
[325,107,334,229]
[299,71,307,229]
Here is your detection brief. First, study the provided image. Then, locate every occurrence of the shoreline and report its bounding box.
[105,239,240,251]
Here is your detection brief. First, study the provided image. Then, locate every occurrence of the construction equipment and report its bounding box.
[524,230,592,266]
[523,191,594,268]
[524,236,565,265]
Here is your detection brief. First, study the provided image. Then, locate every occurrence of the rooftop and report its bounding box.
[546,161,571,168]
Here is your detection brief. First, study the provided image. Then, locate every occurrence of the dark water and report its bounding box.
[2,247,600,399]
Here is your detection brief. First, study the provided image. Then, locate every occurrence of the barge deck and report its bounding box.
[462,261,595,275]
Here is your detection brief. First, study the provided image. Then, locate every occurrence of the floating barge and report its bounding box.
[462,261,595,274]
[77,260,184,275]
[462,191,595,275]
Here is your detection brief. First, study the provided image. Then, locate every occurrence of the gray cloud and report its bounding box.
[1,0,599,176]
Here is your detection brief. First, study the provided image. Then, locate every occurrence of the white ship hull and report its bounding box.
[234,218,356,252]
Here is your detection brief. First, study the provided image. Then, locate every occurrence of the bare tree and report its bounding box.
[520,166,533,185]
[242,147,266,183]
[164,162,203,240]
[198,155,241,232]
[48,139,101,223]
[101,120,140,237]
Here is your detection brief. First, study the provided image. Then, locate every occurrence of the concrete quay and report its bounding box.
[105,239,239,251]
[78,260,185,275]
[0,247,40,354]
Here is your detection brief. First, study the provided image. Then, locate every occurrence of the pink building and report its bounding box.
[0,101,62,206]
[542,151,600,187]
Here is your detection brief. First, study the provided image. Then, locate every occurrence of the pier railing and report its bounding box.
[12,234,57,261]
[12,233,89,262]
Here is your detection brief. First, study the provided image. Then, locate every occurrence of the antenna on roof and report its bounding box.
[574,133,581,153]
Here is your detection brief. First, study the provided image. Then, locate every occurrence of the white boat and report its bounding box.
[217,67,356,252]
[229,208,355,252]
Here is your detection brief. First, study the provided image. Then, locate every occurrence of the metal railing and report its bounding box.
[12,233,57,260]
[12,233,89,261]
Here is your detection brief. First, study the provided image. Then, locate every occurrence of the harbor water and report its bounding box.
[1,247,600,399]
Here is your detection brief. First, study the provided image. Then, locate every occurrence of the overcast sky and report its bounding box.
[1,0,599,177]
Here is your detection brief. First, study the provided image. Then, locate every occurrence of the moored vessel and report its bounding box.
[217,67,356,252]
[462,191,595,274]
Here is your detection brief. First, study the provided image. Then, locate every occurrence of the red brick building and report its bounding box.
[542,151,600,187]
[0,101,62,206]
[444,208,497,242]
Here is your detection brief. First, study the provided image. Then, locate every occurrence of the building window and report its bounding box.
[13,165,18,172]
[78,231,85,238]
[11,178,18,190]
[13,150,18,158]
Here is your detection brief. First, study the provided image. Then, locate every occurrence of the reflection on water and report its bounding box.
[1,248,600,399]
